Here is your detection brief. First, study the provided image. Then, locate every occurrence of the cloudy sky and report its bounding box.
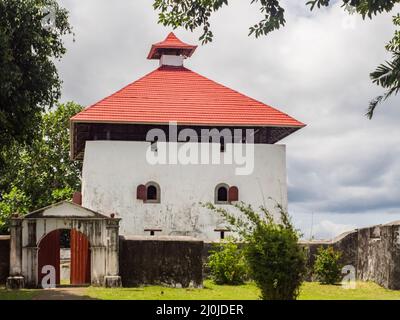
[57,0,400,239]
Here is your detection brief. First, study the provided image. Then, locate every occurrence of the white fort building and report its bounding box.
[70,33,305,240]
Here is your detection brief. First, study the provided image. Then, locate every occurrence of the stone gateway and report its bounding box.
[7,201,121,289]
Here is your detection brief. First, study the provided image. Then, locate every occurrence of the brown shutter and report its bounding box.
[137,184,146,200]
[72,191,82,205]
[228,186,239,202]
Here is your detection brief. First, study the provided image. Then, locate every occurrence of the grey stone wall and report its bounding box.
[0,236,10,284]
[357,224,400,289]
[300,230,358,281]
[119,235,203,288]
[302,221,400,289]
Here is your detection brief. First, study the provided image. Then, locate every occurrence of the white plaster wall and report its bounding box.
[82,141,288,240]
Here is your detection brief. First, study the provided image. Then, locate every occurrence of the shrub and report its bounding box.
[313,246,343,284]
[205,202,306,300]
[207,238,248,285]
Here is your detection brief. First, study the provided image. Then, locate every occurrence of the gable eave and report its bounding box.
[24,201,112,220]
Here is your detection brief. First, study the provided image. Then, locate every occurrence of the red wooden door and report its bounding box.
[70,229,91,285]
[38,230,60,287]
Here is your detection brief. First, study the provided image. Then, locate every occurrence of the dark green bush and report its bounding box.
[207,238,248,285]
[313,246,343,284]
[205,202,306,300]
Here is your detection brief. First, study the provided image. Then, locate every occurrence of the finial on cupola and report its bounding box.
[147,32,197,67]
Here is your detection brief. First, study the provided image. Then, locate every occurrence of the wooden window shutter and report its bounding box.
[137,184,146,200]
[228,186,239,202]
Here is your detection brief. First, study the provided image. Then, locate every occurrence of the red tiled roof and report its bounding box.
[147,32,197,59]
[71,66,305,127]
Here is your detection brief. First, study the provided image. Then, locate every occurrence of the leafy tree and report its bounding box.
[207,237,249,285]
[153,0,400,117]
[0,186,31,233]
[205,202,306,300]
[0,0,72,167]
[313,246,343,284]
[0,102,83,234]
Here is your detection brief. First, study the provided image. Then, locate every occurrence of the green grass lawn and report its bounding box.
[85,280,259,300]
[84,280,400,300]
[2,281,400,300]
[300,281,400,300]
[0,287,39,300]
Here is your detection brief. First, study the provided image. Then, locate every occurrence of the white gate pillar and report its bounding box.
[6,216,24,289]
[104,217,121,287]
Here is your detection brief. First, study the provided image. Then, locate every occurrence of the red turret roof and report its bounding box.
[147,32,197,59]
[71,65,305,128]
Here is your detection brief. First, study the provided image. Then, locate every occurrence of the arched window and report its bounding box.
[215,183,229,204]
[214,184,239,204]
[137,182,161,203]
[147,185,157,200]
[217,186,228,202]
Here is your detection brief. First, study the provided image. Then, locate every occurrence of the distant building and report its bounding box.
[70,33,305,240]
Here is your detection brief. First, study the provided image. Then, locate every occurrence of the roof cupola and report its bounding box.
[147,32,197,67]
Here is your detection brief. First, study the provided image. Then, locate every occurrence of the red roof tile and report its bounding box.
[71,66,305,128]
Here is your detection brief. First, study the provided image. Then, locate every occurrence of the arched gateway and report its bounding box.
[6,201,121,289]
